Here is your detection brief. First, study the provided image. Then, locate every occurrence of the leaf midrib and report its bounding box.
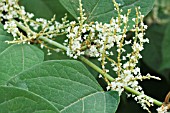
[86,0,140,22]
[60,92,103,112]
[87,0,100,21]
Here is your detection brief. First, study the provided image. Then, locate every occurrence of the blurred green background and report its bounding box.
[19,0,170,113]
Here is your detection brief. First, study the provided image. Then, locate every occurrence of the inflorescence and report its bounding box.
[0,0,163,112]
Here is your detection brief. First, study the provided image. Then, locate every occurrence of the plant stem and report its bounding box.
[79,56,114,81]
[124,86,163,106]
[15,21,163,106]
[39,36,67,51]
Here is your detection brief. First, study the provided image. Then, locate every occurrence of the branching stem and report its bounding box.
[15,20,163,107]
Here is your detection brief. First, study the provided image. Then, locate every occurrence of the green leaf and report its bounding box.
[43,48,70,60]
[0,86,59,113]
[0,23,3,29]
[142,24,166,74]
[44,50,100,78]
[0,28,11,36]
[20,0,53,19]
[160,24,170,70]
[0,29,8,36]
[20,0,73,21]
[0,35,12,53]
[0,24,13,53]
[59,0,155,23]
[0,44,44,85]
[9,60,120,113]
[60,91,119,113]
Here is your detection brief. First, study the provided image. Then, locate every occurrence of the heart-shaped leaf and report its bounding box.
[59,0,155,23]
[0,86,59,113]
[0,44,44,85]
[9,60,120,113]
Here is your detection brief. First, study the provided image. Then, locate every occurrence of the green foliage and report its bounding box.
[20,0,73,21]
[142,24,165,74]
[19,0,56,19]
[142,24,170,82]
[0,86,59,113]
[0,24,12,52]
[159,23,170,81]
[59,0,155,23]
[0,44,44,85]
[140,0,170,84]
[8,60,119,113]
[0,35,12,52]
[161,24,170,70]
[0,25,120,112]
[0,24,44,85]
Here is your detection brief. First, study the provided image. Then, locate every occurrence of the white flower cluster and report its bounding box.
[134,95,154,113]
[157,92,170,113]
[157,106,169,113]
[0,0,20,37]
[65,11,129,59]
[65,20,120,59]
[0,0,69,46]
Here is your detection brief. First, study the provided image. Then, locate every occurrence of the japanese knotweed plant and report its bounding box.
[0,0,169,113]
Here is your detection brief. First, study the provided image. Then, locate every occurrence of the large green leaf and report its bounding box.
[9,60,120,113]
[0,86,59,113]
[0,44,44,85]
[59,0,155,23]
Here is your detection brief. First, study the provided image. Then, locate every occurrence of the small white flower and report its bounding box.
[157,106,168,113]
[49,25,55,31]
[98,74,103,78]
[27,13,34,18]
[113,67,118,71]
[133,67,140,75]
[132,18,136,22]
[106,86,111,91]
